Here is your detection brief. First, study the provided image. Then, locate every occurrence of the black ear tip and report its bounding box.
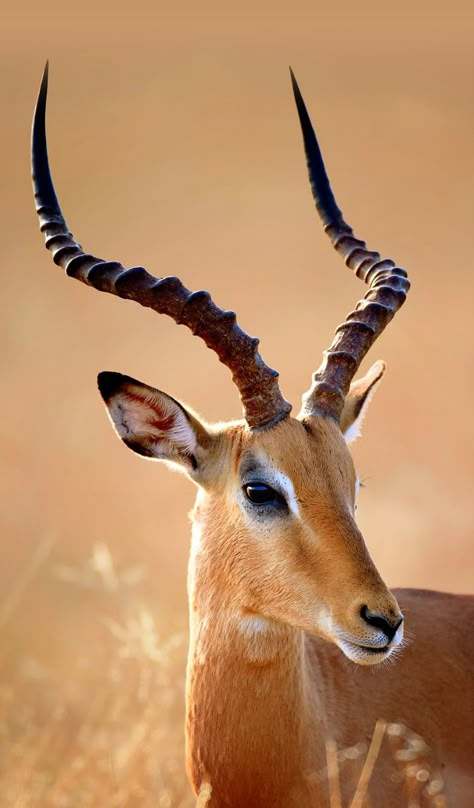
[97,371,127,402]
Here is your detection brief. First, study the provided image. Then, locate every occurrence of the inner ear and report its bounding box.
[98,371,209,471]
[340,360,386,445]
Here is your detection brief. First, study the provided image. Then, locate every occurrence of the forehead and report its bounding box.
[237,416,356,491]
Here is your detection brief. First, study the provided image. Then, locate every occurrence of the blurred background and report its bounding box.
[1,1,473,804]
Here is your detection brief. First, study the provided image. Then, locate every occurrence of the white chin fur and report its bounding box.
[338,638,392,666]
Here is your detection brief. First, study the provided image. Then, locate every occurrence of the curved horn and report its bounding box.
[290,69,410,422]
[32,63,292,430]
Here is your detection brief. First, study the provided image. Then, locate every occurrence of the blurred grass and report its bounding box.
[0,543,192,807]
[0,543,449,807]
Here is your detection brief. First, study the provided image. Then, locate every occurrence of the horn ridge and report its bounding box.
[290,70,410,421]
[31,63,292,430]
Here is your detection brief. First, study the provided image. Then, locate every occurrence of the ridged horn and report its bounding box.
[290,69,410,422]
[31,63,292,430]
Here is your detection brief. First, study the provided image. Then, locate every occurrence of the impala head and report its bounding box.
[32,64,409,665]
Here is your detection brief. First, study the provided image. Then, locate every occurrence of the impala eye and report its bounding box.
[243,483,286,508]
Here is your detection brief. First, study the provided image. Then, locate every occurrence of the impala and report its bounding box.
[32,64,473,807]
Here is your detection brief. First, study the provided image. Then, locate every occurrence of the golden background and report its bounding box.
[1,1,472,804]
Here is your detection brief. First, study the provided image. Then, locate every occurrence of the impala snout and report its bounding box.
[333,594,404,665]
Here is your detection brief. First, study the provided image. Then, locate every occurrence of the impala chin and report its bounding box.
[336,623,404,666]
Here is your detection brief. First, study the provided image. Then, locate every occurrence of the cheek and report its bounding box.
[235,521,294,588]
[283,529,318,576]
[236,502,289,541]
[267,525,325,594]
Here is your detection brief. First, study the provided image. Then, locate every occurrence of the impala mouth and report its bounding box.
[352,642,390,656]
[337,634,401,666]
[358,643,389,653]
[340,640,391,665]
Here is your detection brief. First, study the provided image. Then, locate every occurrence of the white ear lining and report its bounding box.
[341,361,386,445]
[343,390,376,445]
[107,385,197,459]
[344,418,362,445]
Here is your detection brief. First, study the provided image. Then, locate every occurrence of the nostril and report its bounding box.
[360,606,404,642]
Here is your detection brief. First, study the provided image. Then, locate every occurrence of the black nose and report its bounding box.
[360,606,403,642]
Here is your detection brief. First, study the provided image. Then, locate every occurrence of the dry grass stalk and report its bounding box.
[326,738,343,808]
[196,781,212,806]
[349,719,387,808]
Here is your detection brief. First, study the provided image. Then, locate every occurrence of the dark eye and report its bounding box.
[243,483,286,507]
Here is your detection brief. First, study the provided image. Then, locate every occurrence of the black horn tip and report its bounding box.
[289,68,306,116]
[290,70,344,231]
[32,60,62,217]
[35,61,50,123]
[41,60,49,93]
[289,67,310,129]
[289,67,301,101]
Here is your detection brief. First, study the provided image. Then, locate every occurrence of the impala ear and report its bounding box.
[97,372,210,474]
[340,361,386,445]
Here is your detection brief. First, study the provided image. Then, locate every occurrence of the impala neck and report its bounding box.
[185,495,326,806]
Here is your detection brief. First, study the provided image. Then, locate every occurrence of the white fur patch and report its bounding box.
[238,614,272,637]
[271,469,301,519]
